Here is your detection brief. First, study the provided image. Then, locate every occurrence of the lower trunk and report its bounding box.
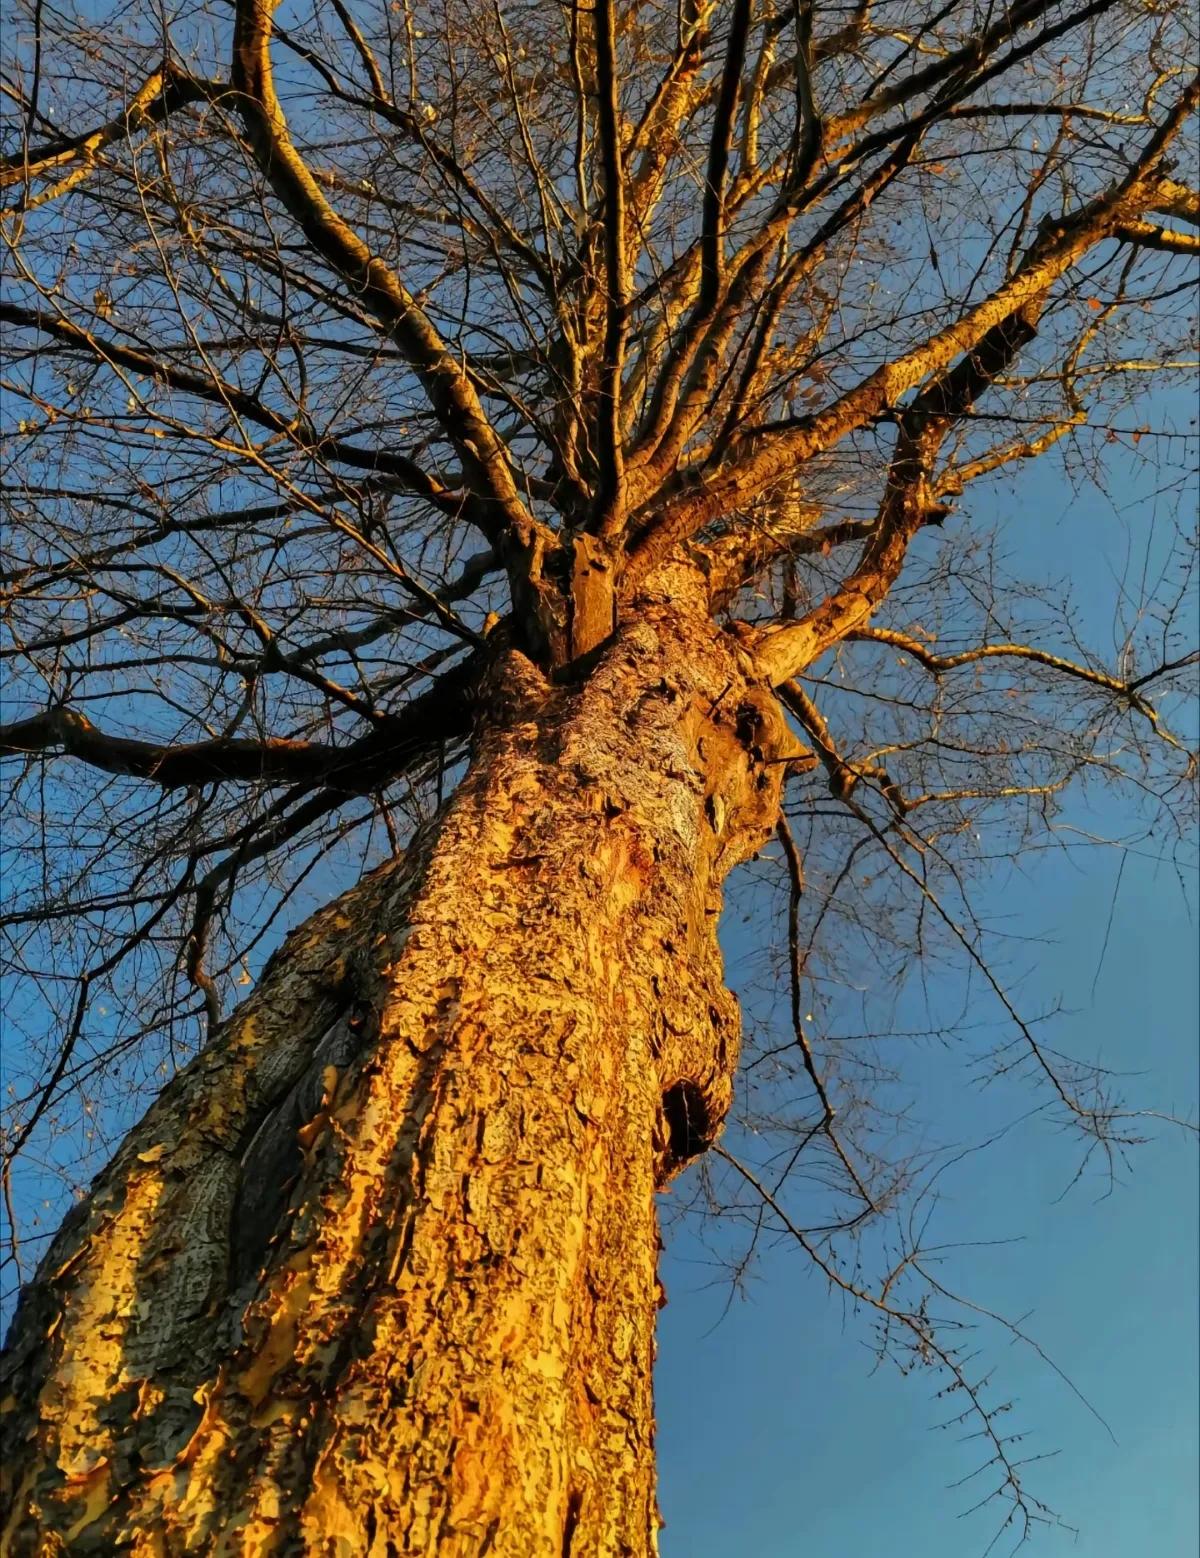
[1,569,790,1555]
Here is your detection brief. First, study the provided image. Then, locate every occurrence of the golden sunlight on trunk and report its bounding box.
[2,567,796,1555]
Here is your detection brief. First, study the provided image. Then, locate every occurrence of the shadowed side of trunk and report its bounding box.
[1,566,791,1555]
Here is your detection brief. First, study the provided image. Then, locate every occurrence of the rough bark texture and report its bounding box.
[1,564,795,1555]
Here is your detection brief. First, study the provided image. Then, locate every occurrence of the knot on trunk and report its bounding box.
[731,687,813,772]
[696,685,806,875]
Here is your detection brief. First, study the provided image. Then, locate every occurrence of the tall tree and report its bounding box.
[0,0,1196,1551]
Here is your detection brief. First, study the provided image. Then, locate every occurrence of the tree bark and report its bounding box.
[1,564,794,1556]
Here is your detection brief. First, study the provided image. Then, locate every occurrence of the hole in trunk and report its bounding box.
[659,1080,714,1179]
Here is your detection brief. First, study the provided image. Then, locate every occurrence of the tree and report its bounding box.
[0,0,1196,1549]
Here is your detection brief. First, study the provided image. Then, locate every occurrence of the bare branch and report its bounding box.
[844,629,1196,753]
[590,0,628,538]
[227,0,555,595]
[0,64,209,210]
[0,656,479,791]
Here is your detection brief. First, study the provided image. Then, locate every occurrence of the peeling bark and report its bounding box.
[1,564,792,1556]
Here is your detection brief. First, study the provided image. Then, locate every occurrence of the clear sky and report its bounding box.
[657,831,1198,1557]
[654,428,1199,1556]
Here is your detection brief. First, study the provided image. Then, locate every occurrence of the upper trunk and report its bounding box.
[1,564,797,1555]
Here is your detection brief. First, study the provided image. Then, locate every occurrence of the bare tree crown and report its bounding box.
[1,0,1197,1538]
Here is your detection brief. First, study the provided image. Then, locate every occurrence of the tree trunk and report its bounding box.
[1,565,793,1555]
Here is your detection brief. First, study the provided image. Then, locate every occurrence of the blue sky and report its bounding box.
[654,426,1199,1556]
[657,831,1197,1556]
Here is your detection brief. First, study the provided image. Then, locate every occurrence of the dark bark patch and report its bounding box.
[562,1489,583,1557]
[229,1003,371,1289]
[734,698,767,755]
